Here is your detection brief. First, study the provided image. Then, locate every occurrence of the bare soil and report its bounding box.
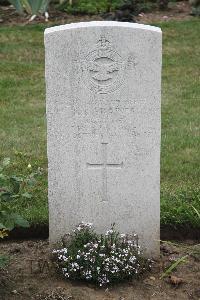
[136,1,194,23]
[0,1,195,26]
[8,223,200,241]
[0,239,200,300]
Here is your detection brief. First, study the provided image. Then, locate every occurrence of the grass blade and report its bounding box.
[160,255,188,279]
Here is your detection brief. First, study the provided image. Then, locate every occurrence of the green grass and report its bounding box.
[0,25,48,224]
[160,21,200,227]
[0,21,200,228]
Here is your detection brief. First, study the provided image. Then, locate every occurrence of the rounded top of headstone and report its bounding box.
[44,21,161,35]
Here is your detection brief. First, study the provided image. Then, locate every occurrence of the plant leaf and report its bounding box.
[26,176,37,186]
[0,212,29,230]
[10,175,23,183]
[11,194,20,199]
[0,223,6,229]
[1,216,15,231]
[0,173,8,183]
[191,205,200,219]
[0,191,13,202]
[160,255,188,279]
[2,158,10,168]
[27,0,49,14]
[12,214,30,228]
[8,0,24,13]
[21,0,32,14]
[22,192,32,199]
[10,175,23,194]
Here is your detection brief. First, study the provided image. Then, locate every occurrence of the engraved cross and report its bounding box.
[87,143,123,202]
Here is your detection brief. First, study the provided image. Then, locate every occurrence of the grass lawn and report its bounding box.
[0,20,200,228]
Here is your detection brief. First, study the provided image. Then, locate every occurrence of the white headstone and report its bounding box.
[45,21,162,257]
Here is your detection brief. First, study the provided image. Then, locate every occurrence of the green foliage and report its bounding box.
[138,1,156,12]
[53,223,149,286]
[191,5,200,16]
[0,211,29,231]
[161,187,200,228]
[66,222,98,252]
[0,157,43,233]
[63,0,124,14]
[191,205,200,219]
[189,0,200,15]
[58,0,157,14]
[8,0,50,15]
[8,0,23,13]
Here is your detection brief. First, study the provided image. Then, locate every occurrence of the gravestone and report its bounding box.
[45,21,162,257]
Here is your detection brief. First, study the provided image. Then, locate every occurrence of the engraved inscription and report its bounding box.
[87,143,123,202]
[81,36,133,94]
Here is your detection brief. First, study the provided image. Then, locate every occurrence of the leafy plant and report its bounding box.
[161,187,200,228]
[61,0,124,14]
[53,222,150,286]
[0,157,43,268]
[0,157,43,233]
[58,0,156,15]
[8,0,50,15]
[189,0,200,16]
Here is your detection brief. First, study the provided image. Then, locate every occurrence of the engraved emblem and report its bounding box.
[82,36,126,94]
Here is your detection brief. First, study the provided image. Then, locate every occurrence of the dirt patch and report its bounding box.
[136,1,194,23]
[160,225,200,241]
[0,1,195,26]
[0,5,102,26]
[7,224,200,241]
[0,239,200,300]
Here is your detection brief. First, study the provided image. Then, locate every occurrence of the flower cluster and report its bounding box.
[53,223,149,286]
[73,222,93,232]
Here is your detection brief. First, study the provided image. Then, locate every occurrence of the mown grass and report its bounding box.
[160,20,200,227]
[0,25,48,224]
[0,20,199,228]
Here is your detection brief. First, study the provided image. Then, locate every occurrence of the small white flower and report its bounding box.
[120,233,126,238]
[52,249,58,253]
[105,229,113,236]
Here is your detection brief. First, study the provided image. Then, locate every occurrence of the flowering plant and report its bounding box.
[53,222,150,286]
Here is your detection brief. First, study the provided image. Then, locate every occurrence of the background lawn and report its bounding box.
[0,20,199,228]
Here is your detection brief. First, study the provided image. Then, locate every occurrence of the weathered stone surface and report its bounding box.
[45,21,162,257]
